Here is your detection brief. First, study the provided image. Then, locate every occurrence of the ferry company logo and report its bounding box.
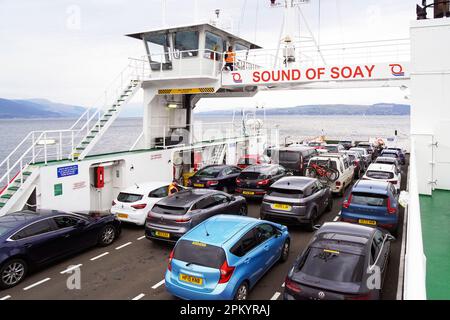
[389,64,405,77]
[232,72,243,83]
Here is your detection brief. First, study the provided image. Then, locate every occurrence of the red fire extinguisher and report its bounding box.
[95,166,105,188]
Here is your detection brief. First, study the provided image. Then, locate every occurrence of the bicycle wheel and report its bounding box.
[326,168,340,182]
[305,167,318,178]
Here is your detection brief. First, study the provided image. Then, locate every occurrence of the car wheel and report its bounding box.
[239,205,248,216]
[0,259,27,289]
[98,224,116,247]
[306,208,318,232]
[279,240,290,263]
[234,282,249,300]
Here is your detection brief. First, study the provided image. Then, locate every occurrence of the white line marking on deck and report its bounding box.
[60,264,82,274]
[132,293,145,300]
[281,282,285,287]
[90,252,109,261]
[151,279,165,289]
[333,216,340,221]
[137,236,146,240]
[0,295,11,300]
[115,242,132,250]
[271,292,281,300]
[23,278,51,291]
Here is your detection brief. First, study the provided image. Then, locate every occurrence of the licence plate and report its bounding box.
[242,191,255,195]
[155,231,170,238]
[179,273,203,285]
[272,203,292,211]
[359,219,377,226]
[117,213,128,219]
[193,183,204,188]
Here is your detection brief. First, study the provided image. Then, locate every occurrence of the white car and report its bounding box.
[111,182,183,226]
[363,163,402,192]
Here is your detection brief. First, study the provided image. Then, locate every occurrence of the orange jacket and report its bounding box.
[225,51,236,63]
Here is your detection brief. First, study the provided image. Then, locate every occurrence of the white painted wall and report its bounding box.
[410,18,450,193]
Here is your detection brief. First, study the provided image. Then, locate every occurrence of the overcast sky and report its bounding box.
[0,0,414,111]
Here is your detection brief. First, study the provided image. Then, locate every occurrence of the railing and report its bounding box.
[230,38,411,71]
[403,141,427,300]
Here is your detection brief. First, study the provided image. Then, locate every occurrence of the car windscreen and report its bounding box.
[267,188,303,199]
[238,157,256,165]
[151,204,188,215]
[173,239,226,269]
[308,159,338,171]
[325,146,338,152]
[366,170,394,180]
[279,151,300,162]
[195,167,222,178]
[117,193,143,203]
[240,172,264,180]
[351,192,387,207]
[298,247,364,283]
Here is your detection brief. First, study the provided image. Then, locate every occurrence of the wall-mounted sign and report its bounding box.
[158,87,215,95]
[151,154,162,160]
[57,165,79,178]
[54,183,63,196]
[73,181,87,190]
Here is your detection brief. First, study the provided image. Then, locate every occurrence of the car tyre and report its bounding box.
[0,258,27,289]
[239,205,248,216]
[279,239,290,263]
[98,224,117,247]
[306,208,318,232]
[234,281,249,300]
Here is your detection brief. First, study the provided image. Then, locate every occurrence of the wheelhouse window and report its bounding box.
[144,33,172,71]
[235,43,249,52]
[204,31,224,60]
[174,31,199,58]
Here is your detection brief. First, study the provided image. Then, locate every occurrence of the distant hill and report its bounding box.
[0,98,85,119]
[196,103,410,116]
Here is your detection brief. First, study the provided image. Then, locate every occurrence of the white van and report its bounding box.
[306,154,354,196]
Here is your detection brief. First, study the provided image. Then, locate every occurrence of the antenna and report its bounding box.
[135,183,139,189]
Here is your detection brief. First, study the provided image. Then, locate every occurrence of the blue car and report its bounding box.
[340,180,399,235]
[0,210,121,289]
[165,215,290,300]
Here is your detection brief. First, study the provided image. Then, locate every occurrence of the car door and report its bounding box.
[254,224,283,273]
[210,193,237,215]
[312,181,328,214]
[10,218,64,265]
[370,230,390,286]
[52,215,93,254]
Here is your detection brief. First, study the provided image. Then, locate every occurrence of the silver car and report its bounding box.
[145,189,247,243]
[260,176,332,231]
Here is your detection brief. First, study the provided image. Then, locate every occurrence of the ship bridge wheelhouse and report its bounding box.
[126,24,261,79]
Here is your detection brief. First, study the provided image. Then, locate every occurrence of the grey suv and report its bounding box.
[260,177,332,231]
[145,189,247,242]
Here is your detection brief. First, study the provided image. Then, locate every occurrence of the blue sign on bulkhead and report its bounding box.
[57,165,79,178]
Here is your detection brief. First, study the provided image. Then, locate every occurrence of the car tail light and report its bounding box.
[175,217,191,223]
[218,260,235,284]
[285,277,302,293]
[147,211,153,219]
[131,203,147,209]
[343,194,352,209]
[387,198,396,214]
[257,179,270,186]
[168,249,174,272]
[207,180,219,187]
[236,178,242,185]
[389,180,398,184]
[112,200,116,206]
[335,181,341,186]
[345,293,371,300]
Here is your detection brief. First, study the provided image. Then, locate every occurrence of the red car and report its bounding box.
[237,154,270,169]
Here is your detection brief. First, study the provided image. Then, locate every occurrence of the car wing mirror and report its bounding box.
[76,220,87,228]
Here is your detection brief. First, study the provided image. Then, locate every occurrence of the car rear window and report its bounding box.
[280,151,300,162]
[196,166,222,178]
[173,239,226,269]
[238,157,256,165]
[309,159,338,171]
[366,170,394,180]
[152,204,188,215]
[298,247,364,283]
[267,188,303,199]
[117,193,143,203]
[376,160,394,165]
[325,146,338,152]
[240,172,264,180]
[382,153,398,158]
[351,192,387,207]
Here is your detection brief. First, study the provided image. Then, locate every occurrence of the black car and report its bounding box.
[188,165,241,194]
[284,222,394,300]
[339,140,354,150]
[236,164,289,199]
[260,177,332,231]
[278,146,318,176]
[145,189,247,243]
[0,210,121,289]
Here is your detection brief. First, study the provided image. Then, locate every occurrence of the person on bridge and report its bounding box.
[168,179,181,196]
[224,46,236,71]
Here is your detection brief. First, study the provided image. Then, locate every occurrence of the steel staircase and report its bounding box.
[210,143,227,165]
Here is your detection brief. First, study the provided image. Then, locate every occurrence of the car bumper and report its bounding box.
[261,208,309,225]
[236,188,266,198]
[165,272,234,300]
[111,210,146,226]
[145,225,187,243]
[340,212,398,232]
